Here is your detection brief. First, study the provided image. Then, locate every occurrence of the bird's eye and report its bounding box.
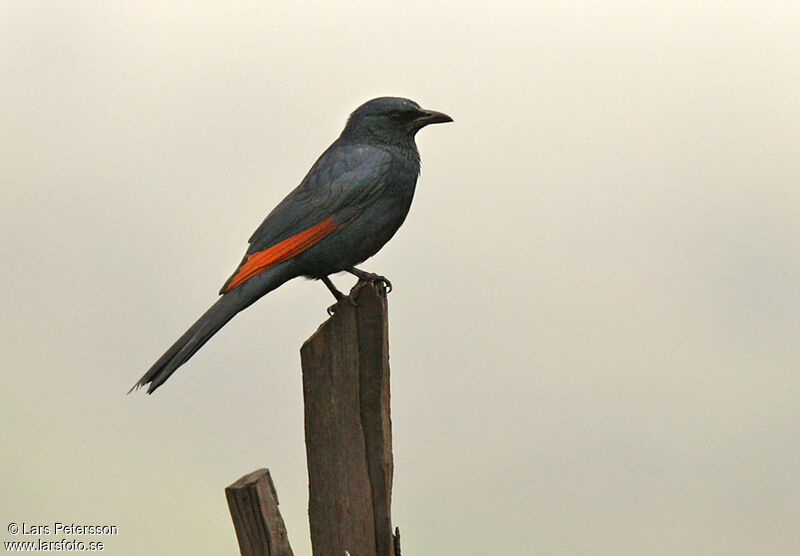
[389,109,419,124]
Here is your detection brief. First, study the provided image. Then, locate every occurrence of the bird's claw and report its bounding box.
[373,275,393,294]
[360,273,393,294]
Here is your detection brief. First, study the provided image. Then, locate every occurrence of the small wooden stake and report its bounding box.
[226,468,293,556]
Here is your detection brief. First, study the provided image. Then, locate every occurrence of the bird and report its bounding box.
[130,96,452,394]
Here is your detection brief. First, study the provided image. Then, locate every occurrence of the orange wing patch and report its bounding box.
[221,216,337,293]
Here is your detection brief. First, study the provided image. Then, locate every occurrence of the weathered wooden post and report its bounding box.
[227,281,398,556]
[302,281,395,556]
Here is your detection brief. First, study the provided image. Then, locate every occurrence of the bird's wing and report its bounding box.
[220,143,392,293]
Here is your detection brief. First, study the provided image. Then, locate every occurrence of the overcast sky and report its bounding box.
[2,2,799,555]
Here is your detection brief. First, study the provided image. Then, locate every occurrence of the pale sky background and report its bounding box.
[2,1,799,555]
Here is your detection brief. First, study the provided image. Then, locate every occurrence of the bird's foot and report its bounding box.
[347,267,393,294]
[327,294,358,316]
[322,275,358,315]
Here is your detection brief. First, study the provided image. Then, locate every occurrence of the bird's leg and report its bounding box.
[322,275,357,315]
[347,266,393,293]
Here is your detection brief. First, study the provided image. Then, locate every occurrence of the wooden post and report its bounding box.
[226,468,294,556]
[301,281,395,556]
[227,281,396,556]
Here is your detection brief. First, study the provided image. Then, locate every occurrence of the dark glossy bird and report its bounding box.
[131,97,452,393]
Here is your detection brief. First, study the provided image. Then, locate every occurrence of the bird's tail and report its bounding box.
[130,293,248,394]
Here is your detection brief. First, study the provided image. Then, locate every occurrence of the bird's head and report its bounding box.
[341,97,453,145]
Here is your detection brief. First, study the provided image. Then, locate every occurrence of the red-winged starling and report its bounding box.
[131,97,452,393]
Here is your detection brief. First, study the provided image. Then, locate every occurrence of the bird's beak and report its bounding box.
[415,108,454,127]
